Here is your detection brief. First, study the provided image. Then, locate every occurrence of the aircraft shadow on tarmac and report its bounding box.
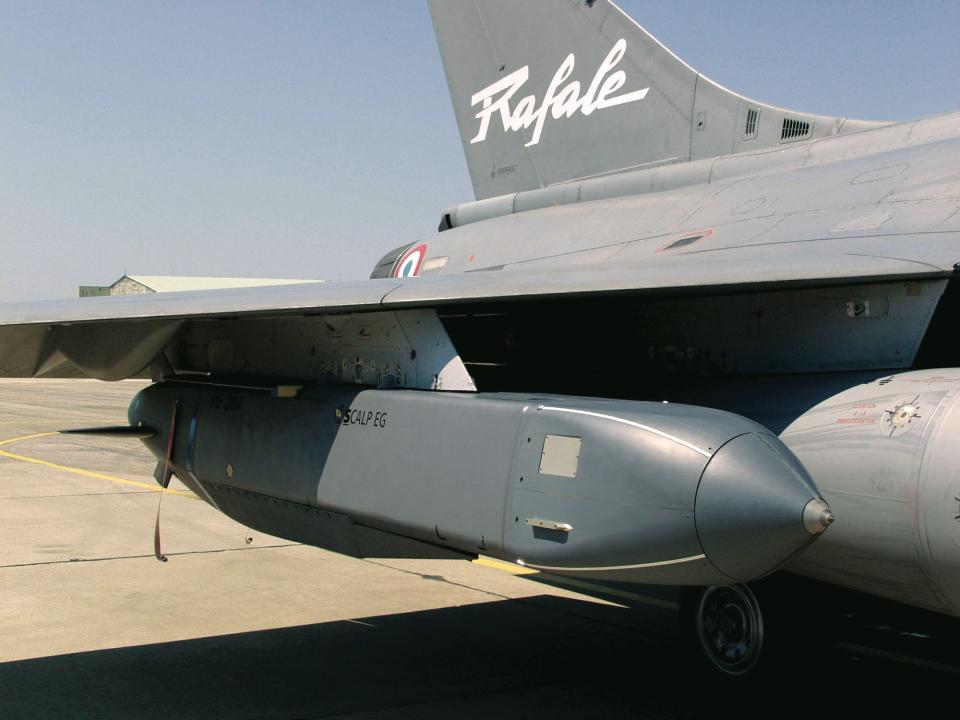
[0,595,954,720]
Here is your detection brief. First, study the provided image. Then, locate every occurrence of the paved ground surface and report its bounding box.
[0,379,957,719]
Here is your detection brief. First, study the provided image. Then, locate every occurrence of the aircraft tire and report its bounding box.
[680,576,834,682]
[680,583,767,678]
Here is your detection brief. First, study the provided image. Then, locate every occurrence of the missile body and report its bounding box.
[130,382,829,585]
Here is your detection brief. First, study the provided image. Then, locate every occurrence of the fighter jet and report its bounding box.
[1,0,958,677]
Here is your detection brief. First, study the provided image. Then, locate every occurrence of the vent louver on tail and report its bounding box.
[744,108,760,139]
[781,117,811,141]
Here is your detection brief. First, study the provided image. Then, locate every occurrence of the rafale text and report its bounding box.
[469,38,649,148]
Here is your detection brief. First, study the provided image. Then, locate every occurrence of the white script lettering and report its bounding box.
[469,39,649,147]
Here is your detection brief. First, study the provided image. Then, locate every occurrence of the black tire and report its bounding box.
[680,583,767,678]
[680,574,843,686]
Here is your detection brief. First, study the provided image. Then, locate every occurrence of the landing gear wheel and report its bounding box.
[686,584,765,677]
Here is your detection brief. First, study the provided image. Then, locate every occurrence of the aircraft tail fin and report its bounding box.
[429,0,882,201]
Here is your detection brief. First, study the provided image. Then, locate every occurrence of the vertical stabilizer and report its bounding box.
[429,0,882,200]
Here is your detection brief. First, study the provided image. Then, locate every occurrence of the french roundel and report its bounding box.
[393,243,427,278]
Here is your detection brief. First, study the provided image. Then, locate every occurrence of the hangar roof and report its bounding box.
[123,275,321,293]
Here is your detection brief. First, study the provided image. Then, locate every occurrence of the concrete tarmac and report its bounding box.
[0,379,956,719]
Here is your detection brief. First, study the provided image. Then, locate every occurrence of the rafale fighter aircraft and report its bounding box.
[1,0,959,676]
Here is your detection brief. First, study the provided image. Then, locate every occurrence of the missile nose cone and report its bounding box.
[695,432,828,582]
[803,498,835,535]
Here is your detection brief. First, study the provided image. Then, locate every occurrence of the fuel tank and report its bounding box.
[129,382,830,586]
[783,369,960,616]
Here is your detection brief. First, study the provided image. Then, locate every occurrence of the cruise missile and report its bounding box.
[129,382,831,585]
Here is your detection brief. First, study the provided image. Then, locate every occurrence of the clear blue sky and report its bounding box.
[1,1,958,301]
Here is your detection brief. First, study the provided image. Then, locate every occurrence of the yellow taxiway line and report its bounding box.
[472,556,538,575]
[472,554,679,610]
[0,432,59,446]
[0,432,198,500]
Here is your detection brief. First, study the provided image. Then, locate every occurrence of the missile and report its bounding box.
[129,382,830,585]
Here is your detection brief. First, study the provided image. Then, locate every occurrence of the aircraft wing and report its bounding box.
[0,244,951,380]
[0,248,949,329]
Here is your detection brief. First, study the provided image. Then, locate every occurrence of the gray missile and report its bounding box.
[129,382,830,585]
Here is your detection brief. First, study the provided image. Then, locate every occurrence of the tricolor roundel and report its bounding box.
[393,243,427,278]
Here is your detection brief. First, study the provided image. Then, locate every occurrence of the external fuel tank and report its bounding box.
[784,369,960,616]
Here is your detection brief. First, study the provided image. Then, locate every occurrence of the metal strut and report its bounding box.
[153,400,179,563]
